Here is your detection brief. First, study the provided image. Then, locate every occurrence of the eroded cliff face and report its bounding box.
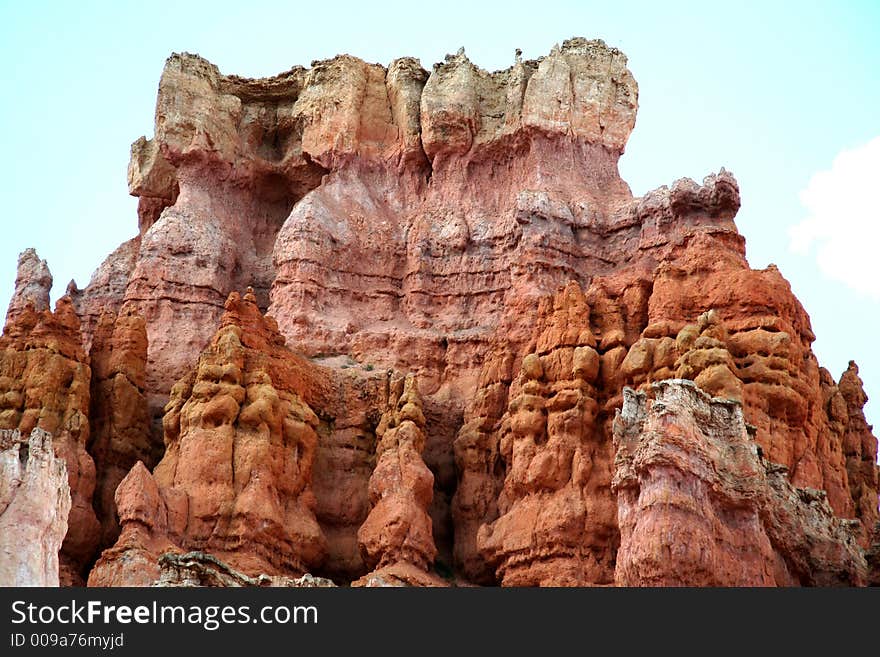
[472,283,614,586]
[71,39,640,526]
[0,290,98,585]
[612,380,866,586]
[88,303,154,551]
[89,290,329,584]
[0,429,71,586]
[3,37,878,586]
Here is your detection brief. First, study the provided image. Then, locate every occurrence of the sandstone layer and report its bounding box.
[0,429,71,586]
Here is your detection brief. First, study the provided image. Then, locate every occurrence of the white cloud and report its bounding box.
[789,136,880,299]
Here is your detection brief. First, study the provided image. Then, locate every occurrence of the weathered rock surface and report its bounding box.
[356,374,444,586]
[88,302,154,551]
[868,523,880,586]
[472,283,615,586]
[3,37,878,587]
[308,361,388,581]
[0,293,99,585]
[90,290,329,584]
[612,380,867,586]
[65,40,643,538]
[71,237,141,355]
[0,429,71,586]
[639,229,856,516]
[4,249,52,330]
[154,551,335,587]
[87,460,179,586]
[836,362,879,536]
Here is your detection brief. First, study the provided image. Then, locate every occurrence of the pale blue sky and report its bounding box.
[1,1,878,427]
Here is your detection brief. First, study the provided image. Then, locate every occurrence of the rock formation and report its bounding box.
[308,364,388,581]
[90,290,328,584]
[868,525,880,586]
[4,249,52,329]
[2,37,878,587]
[153,551,335,587]
[0,429,71,586]
[88,303,154,550]
[613,380,866,586]
[836,362,880,536]
[0,287,99,585]
[87,460,180,586]
[355,374,444,586]
[472,283,615,586]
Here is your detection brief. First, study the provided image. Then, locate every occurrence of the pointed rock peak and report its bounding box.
[220,288,282,349]
[16,248,51,286]
[5,248,53,329]
[839,360,868,407]
[120,460,153,490]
